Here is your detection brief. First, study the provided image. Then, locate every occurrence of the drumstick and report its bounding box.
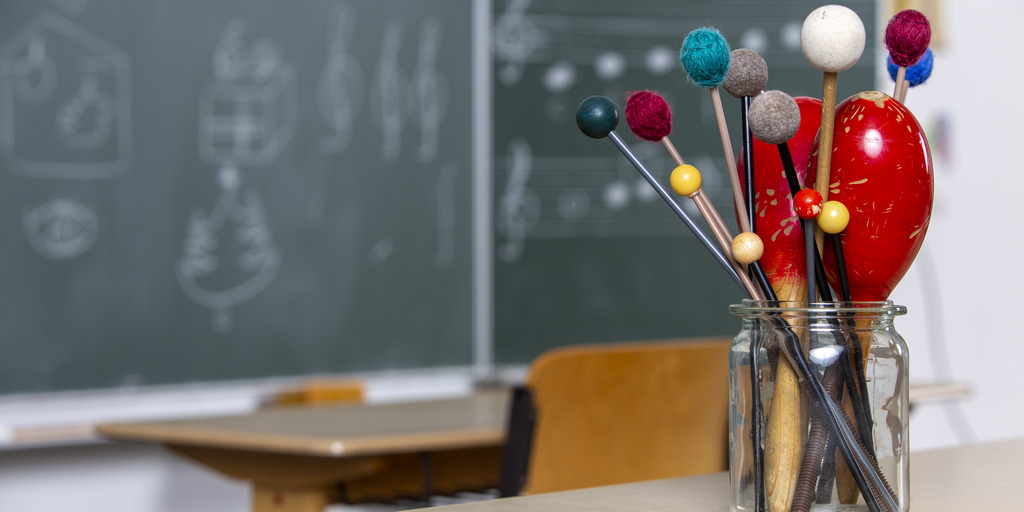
[723,48,769,233]
[679,27,751,234]
[801,5,865,252]
[624,90,772,300]
[623,90,685,166]
[623,89,768,511]
[576,95,759,299]
[668,164,763,300]
[885,9,931,102]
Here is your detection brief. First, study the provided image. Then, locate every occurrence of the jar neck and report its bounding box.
[729,300,907,319]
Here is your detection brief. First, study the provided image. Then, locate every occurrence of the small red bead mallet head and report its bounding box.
[793,188,824,219]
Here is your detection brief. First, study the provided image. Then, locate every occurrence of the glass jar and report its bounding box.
[728,301,909,512]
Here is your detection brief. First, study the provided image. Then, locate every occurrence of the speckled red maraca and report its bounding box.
[812,91,933,301]
[738,96,822,296]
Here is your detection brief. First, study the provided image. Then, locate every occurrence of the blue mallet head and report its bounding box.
[887,47,933,87]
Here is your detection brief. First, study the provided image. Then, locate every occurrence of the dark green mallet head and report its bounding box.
[576,96,618,139]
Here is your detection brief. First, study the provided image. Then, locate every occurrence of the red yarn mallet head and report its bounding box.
[624,90,672,142]
[885,9,931,67]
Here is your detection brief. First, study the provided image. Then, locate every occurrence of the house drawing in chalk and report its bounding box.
[0,11,132,180]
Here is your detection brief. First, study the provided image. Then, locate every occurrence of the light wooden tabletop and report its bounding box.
[95,388,509,457]
[415,437,1024,511]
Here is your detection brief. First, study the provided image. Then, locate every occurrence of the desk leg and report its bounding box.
[252,484,329,512]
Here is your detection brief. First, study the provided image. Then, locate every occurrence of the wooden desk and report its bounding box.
[418,438,1024,511]
[97,389,509,512]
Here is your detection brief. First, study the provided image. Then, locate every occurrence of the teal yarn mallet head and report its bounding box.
[679,27,731,88]
[679,26,752,234]
[576,96,619,139]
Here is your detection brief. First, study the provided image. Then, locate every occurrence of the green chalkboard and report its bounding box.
[0,0,474,393]
[491,0,877,364]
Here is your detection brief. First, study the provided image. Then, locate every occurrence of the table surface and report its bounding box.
[95,388,509,457]
[414,437,1024,511]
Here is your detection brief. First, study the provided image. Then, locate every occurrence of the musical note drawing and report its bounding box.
[317,2,365,154]
[22,197,101,260]
[176,164,282,333]
[492,0,541,86]
[593,51,627,81]
[409,17,448,163]
[496,137,540,263]
[0,11,132,179]
[435,162,458,268]
[370,20,406,162]
[644,45,676,76]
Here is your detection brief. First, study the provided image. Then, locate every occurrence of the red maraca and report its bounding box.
[812,91,933,301]
[738,96,822,300]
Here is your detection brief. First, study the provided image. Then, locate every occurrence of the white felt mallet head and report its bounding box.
[801,5,866,73]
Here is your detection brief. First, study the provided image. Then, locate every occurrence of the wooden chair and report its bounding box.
[500,337,732,496]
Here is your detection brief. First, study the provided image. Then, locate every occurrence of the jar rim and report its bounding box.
[728,299,907,316]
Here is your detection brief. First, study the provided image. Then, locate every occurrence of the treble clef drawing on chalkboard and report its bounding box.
[317,1,365,154]
[409,17,447,163]
[370,20,407,162]
[493,0,541,86]
[496,137,539,263]
[177,164,282,333]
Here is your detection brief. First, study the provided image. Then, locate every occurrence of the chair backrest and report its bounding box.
[520,337,731,495]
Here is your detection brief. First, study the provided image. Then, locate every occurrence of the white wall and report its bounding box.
[881,0,1024,450]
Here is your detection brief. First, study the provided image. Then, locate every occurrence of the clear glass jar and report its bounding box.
[728,301,909,512]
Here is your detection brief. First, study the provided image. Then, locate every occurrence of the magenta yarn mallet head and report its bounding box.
[624,90,672,142]
[885,9,931,67]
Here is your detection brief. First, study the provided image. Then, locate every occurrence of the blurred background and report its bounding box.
[0,0,1018,510]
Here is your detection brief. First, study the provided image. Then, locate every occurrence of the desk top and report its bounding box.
[418,438,1024,511]
[96,389,509,457]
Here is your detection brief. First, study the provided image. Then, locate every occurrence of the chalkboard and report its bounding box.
[491,0,877,364]
[0,0,474,393]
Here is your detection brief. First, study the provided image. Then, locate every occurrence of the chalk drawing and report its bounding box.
[55,57,114,151]
[645,45,676,76]
[0,11,132,179]
[492,0,540,86]
[370,20,406,162]
[409,17,448,163]
[22,197,101,260]
[176,164,282,333]
[317,2,365,154]
[594,51,626,81]
[50,0,90,17]
[541,61,574,93]
[368,237,395,265]
[198,22,296,167]
[741,27,769,54]
[495,137,539,263]
[435,162,458,268]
